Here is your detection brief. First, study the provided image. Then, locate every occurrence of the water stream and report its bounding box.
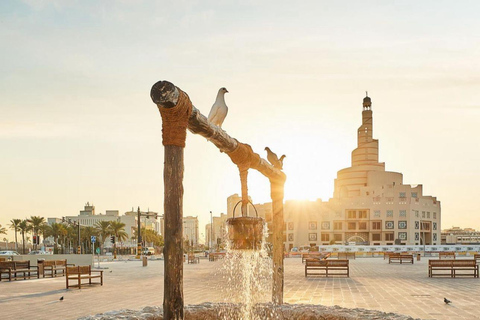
[218,224,273,320]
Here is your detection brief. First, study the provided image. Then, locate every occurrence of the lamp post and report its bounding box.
[210,211,213,253]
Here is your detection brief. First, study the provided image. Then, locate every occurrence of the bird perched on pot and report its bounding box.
[265,147,286,170]
[207,87,229,128]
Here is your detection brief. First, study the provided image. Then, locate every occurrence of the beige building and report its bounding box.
[61,203,159,248]
[442,227,480,245]
[205,212,228,250]
[226,95,441,250]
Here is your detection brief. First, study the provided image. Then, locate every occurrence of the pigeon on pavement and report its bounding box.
[207,87,229,127]
[265,147,285,170]
[59,296,64,301]
[444,298,451,304]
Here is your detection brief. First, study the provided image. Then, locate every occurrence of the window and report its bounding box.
[308,222,317,230]
[422,211,425,218]
[359,210,367,219]
[427,212,430,219]
[333,222,342,230]
[321,234,329,241]
[398,221,407,229]
[372,233,381,241]
[288,222,294,230]
[385,221,394,229]
[348,222,356,230]
[372,221,381,230]
[386,197,394,204]
[387,210,393,217]
[359,222,367,230]
[385,233,394,241]
[433,212,437,219]
[374,210,381,217]
[415,210,419,218]
[399,210,406,217]
[415,221,419,229]
[433,222,437,230]
[347,210,356,219]
[415,233,419,241]
[399,192,406,198]
[411,192,417,198]
[398,232,407,240]
[309,233,317,241]
[334,234,342,241]
[433,233,437,241]
[321,222,330,230]
[288,233,294,241]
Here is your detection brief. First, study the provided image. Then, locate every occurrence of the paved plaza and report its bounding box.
[0,256,479,320]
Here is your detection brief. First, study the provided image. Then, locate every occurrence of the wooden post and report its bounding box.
[150,80,287,307]
[271,179,285,304]
[151,81,192,320]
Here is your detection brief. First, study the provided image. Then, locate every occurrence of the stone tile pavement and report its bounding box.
[0,256,479,320]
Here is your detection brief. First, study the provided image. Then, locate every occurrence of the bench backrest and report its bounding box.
[0,261,15,269]
[327,260,349,267]
[44,260,56,267]
[67,265,91,275]
[55,260,67,266]
[306,259,348,267]
[14,260,30,268]
[439,252,455,259]
[429,260,476,267]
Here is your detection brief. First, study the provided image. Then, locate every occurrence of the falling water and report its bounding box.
[218,223,273,320]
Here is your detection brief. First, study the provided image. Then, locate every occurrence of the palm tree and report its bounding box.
[18,220,32,254]
[28,216,46,250]
[94,221,112,254]
[109,221,127,259]
[0,224,7,235]
[44,223,67,254]
[81,226,98,254]
[9,219,21,252]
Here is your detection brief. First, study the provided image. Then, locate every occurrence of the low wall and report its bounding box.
[12,254,93,266]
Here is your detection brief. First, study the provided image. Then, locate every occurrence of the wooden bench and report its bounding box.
[338,252,356,260]
[0,260,39,281]
[187,254,200,264]
[429,260,478,278]
[66,265,103,289]
[305,259,349,277]
[0,257,6,262]
[389,254,414,264]
[439,252,456,259]
[42,260,74,278]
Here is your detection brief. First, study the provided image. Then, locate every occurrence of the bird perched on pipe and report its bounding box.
[265,147,286,170]
[207,87,229,127]
[444,298,451,304]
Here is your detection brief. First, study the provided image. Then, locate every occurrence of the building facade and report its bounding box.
[442,227,480,245]
[225,95,441,250]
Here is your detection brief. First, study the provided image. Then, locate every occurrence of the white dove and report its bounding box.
[207,87,229,127]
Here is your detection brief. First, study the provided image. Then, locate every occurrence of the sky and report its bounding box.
[1,0,480,241]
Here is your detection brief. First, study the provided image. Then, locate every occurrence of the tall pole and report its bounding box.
[152,81,189,320]
[137,207,142,259]
[77,223,81,254]
[271,179,285,305]
[210,211,213,252]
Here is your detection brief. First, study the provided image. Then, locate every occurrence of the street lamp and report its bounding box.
[210,211,213,253]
